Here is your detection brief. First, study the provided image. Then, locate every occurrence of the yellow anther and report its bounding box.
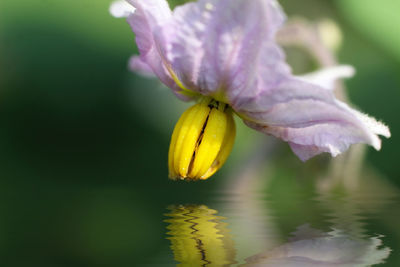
[165,205,235,266]
[200,110,235,180]
[168,98,236,180]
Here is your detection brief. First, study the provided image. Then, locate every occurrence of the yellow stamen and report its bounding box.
[168,98,236,180]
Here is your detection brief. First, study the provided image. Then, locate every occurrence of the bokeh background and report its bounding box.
[0,0,399,266]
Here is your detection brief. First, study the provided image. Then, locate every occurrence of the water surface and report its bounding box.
[145,172,400,266]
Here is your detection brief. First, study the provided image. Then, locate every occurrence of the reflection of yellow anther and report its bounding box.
[168,98,236,180]
[165,205,236,266]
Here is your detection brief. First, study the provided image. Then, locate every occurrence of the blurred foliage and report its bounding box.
[0,0,134,52]
[338,0,400,64]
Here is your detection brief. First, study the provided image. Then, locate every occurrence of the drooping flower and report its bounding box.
[111,0,390,180]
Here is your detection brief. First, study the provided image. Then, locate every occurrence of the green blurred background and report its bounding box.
[0,0,399,266]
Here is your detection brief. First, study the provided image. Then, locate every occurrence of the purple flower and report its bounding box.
[111,0,390,179]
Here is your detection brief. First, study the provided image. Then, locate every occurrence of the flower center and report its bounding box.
[168,97,236,180]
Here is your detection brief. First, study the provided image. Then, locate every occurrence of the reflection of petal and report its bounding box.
[244,224,390,267]
[165,205,236,266]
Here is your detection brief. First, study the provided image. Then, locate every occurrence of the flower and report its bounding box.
[111,0,390,180]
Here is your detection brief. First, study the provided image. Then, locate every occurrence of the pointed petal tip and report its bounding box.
[110,0,136,18]
[380,123,391,138]
[334,101,391,150]
[351,108,391,138]
[339,64,356,78]
[364,122,388,151]
[370,124,390,151]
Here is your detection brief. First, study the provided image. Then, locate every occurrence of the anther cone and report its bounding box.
[168,99,236,180]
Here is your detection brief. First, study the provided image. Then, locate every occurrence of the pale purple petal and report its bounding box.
[298,65,356,90]
[128,56,155,77]
[234,79,335,115]
[230,41,291,107]
[167,0,287,99]
[240,79,390,161]
[126,0,176,88]
[110,1,135,18]
[127,0,171,53]
[128,55,194,101]
[289,143,329,162]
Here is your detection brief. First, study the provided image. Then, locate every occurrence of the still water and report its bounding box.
[142,166,400,266]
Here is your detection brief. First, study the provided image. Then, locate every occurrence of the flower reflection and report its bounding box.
[164,205,390,266]
[244,224,390,267]
[165,205,236,266]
